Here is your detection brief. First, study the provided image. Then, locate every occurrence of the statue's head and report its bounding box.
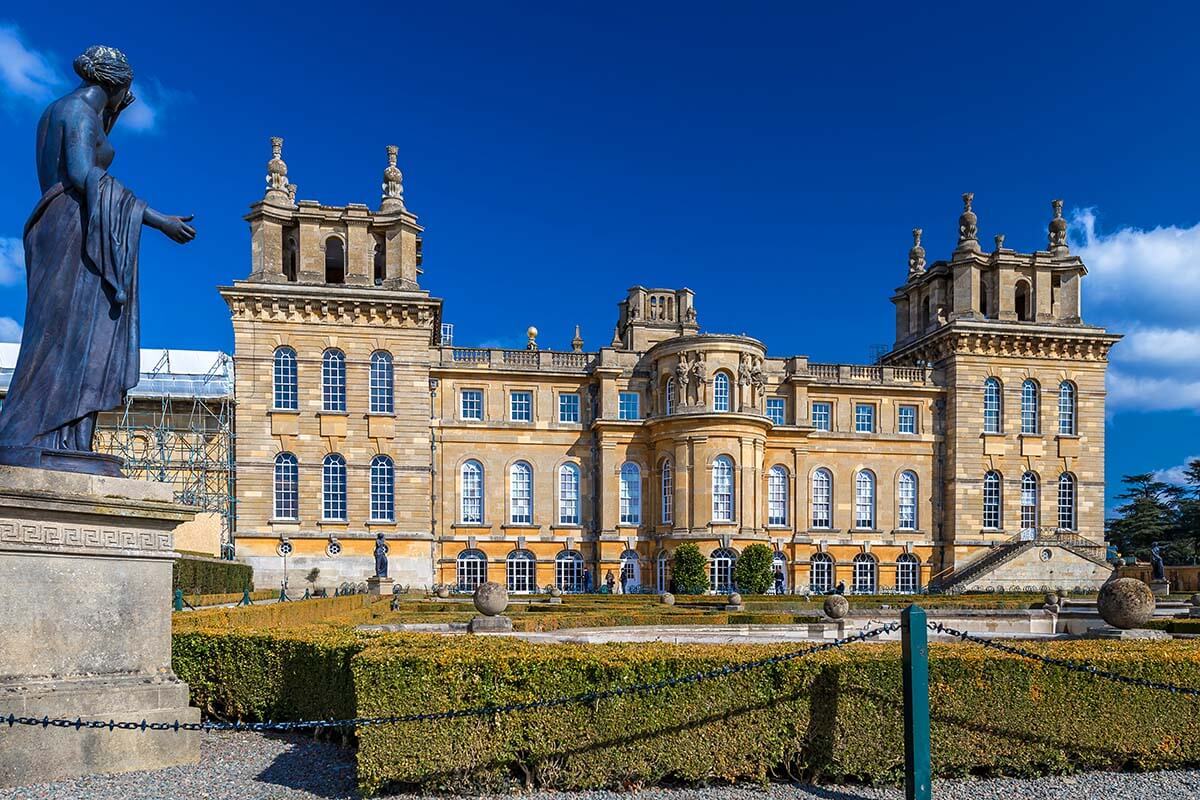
[73,45,134,110]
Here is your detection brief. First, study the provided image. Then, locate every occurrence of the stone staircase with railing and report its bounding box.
[932,528,1110,594]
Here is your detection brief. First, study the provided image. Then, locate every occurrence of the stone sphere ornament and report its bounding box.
[728,592,743,606]
[1097,577,1156,629]
[823,594,849,620]
[549,585,562,598]
[660,592,675,606]
[1190,593,1200,608]
[473,581,509,617]
[1044,592,1059,606]
[435,584,450,599]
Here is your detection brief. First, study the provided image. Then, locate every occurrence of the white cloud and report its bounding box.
[119,82,158,131]
[0,24,63,102]
[0,317,21,343]
[1152,455,1199,487]
[1106,369,1200,414]
[0,237,23,285]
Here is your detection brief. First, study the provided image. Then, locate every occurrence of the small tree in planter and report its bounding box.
[732,543,773,595]
[672,543,710,595]
[305,568,321,593]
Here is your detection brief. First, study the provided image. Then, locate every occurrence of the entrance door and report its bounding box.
[620,549,641,593]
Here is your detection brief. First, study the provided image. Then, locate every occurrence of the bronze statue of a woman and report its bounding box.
[0,45,195,476]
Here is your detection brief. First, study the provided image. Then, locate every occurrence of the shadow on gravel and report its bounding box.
[254,733,361,799]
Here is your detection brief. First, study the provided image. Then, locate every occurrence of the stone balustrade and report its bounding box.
[441,347,596,372]
[805,363,932,385]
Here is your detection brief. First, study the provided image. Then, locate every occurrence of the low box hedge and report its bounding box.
[173,555,253,595]
[173,594,378,632]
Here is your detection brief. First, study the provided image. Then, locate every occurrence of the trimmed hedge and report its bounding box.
[173,594,378,632]
[1146,618,1200,634]
[173,555,253,595]
[179,589,279,608]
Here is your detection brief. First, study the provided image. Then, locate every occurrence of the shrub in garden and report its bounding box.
[172,555,253,595]
[671,542,709,594]
[732,543,774,594]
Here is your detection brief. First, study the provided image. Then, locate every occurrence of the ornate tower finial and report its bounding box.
[571,324,584,353]
[381,144,405,212]
[907,227,926,278]
[265,136,292,206]
[1048,198,1069,255]
[994,233,1005,252]
[526,326,539,351]
[955,192,979,253]
[286,183,297,205]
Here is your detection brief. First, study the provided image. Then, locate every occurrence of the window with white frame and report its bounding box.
[656,551,670,591]
[322,350,346,412]
[506,550,536,593]
[558,392,580,423]
[619,462,641,525]
[273,452,298,519]
[1058,473,1076,530]
[456,549,487,592]
[618,391,640,420]
[809,552,833,593]
[896,553,919,594]
[660,459,673,524]
[509,461,533,524]
[273,347,298,410]
[898,470,917,530]
[369,455,395,522]
[620,549,641,590]
[983,378,1002,433]
[772,551,787,594]
[710,548,737,593]
[712,456,734,522]
[322,454,347,521]
[1021,472,1039,531]
[983,471,1002,529]
[1058,381,1076,435]
[1021,379,1039,434]
[665,379,675,415]
[768,465,788,526]
[460,389,483,420]
[460,460,483,523]
[369,351,394,414]
[811,401,832,431]
[558,463,580,525]
[811,468,833,529]
[510,390,532,422]
[766,397,786,425]
[898,404,917,434]
[852,553,877,594]
[713,371,731,412]
[854,470,875,529]
[854,403,875,433]
[555,550,583,592]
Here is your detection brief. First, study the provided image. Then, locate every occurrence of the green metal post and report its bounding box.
[901,604,932,800]
[238,586,252,607]
[173,588,183,612]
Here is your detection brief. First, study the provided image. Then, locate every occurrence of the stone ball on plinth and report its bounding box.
[823,594,849,620]
[549,585,562,598]
[435,584,450,599]
[660,592,675,606]
[1097,577,1155,629]
[1190,593,1200,608]
[728,592,743,606]
[473,581,509,617]
[1044,592,1059,606]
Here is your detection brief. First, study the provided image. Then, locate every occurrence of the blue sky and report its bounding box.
[1,2,1198,513]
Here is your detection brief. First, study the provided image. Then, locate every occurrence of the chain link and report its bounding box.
[2,622,900,735]
[927,620,1200,698]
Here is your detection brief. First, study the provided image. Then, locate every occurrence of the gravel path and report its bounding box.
[0,731,1195,799]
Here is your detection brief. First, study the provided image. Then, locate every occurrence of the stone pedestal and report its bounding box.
[1150,580,1170,597]
[468,615,513,633]
[1083,625,1172,641]
[367,576,394,596]
[0,466,199,788]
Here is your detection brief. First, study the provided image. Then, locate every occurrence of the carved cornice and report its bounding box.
[886,322,1121,366]
[220,282,441,330]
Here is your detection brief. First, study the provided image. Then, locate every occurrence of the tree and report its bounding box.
[671,543,709,594]
[732,543,774,594]
[305,567,321,589]
[1106,474,1180,560]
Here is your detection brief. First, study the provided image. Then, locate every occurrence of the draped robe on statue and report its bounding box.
[0,167,146,455]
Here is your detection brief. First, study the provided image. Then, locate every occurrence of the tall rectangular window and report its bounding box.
[558,393,580,423]
[510,390,532,422]
[558,464,580,525]
[369,456,395,522]
[983,472,1002,530]
[460,389,483,420]
[898,405,917,434]
[322,350,346,413]
[273,348,298,410]
[768,466,788,526]
[766,397,786,425]
[811,402,832,431]
[619,392,640,420]
[369,352,394,414]
[854,403,875,433]
[811,469,832,529]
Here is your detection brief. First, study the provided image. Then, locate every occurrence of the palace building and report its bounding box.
[222,141,1120,594]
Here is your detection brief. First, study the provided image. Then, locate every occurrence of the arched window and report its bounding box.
[710,547,737,593]
[555,550,584,593]
[1058,381,1076,435]
[370,351,394,414]
[713,371,731,412]
[273,452,298,520]
[1058,473,1076,531]
[656,550,670,592]
[322,349,346,412]
[712,456,735,522]
[619,462,641,525]
[921,295,932,330]
[983,471,1002,530]
[506,550,536,594]
[273,347,298,410]
[456,549,487,592]
[854,470,875,530]
[811,468,833,529]
[1021,472,1039,532]
[370,455,394,522]
[660,459,673,525]
[460,460,483,524]
[896,553,920,594]
[1021,379,1039,434]
[772,550,788,595]
[980,276,992,317]
[620,548,641,591]
[322,454,347,521]
[1015,280,1033,321]
[665,378,675,415]
[558,463,580,525]
[897,471,917,530]
[768,465,789,526]
[324,236,345,284]
[283,231,298,282]
[509,461,533,525]
[852,553,877,594]
[373,233,386,285]
[983,377,1002,433]
[809,552,834,593]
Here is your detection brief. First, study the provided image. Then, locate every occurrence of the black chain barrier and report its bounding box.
[927,620,1200,698]
[2,622,901,735]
